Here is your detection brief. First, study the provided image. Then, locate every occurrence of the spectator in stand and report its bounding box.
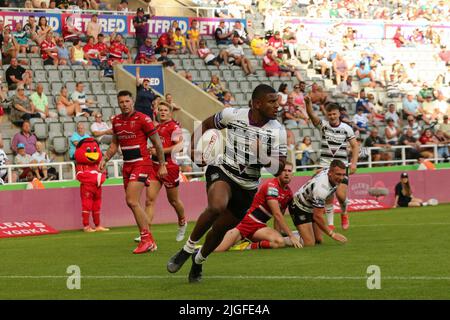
[155,32,177,54]
[437,45,450,65]
[295,136,315,169]
[135,66,157,119]
[392,60,406,82]
[70,82,96,117]
[143,0,156,17]
[282,94,308,128]
[25,170,45,189]
[10,85,41,123]
[55,37,70,65]
[0,137,15,184]
[135,37,156,64]
[419,128,439,159]
[197,40,225,67]
[222,91,235,108]
[204,74,225,102]
[356,61,375,88]
[402,92,423,120]
[441,115,450,139]
[214,20,232,45]
[70,39,90,66]
[393,27,408,48]
[165,93,180,112]
[69,122,91,160]
[364,128,393,165]
[214,0,231,18]
[385,74,402,98]
[224,35,254,75]
[405,62,420,85]
[422,94,438,124]
[5,58,33,90]
[385,103,402,126]
[277,83,289,108]
[274,49,303,81]
[267,31,283,53]
[95,33,109,66]
[36,16,53,45]
[309,83,328,114]
[31,141,51,180]
[417,82,435,103]
[173,28,187,54]
[398,128,422,160]
[1,32,19,65]
[30,83,57,119]
[385,118,401,146]
[86,14,101,42]
[403,115,422,140]
[262,49,280,77]
[40,32,58,66]
[108,33,132,66]
[314,40,333,79]
[12,22,38,54]
[117,0,129,14]
[56,86,81,117]
[232,21,250,45]
[169,20,179,35]
[187,19,201,55]
[434,129,449,161]
[333,75,358,99]
[250,32,266,56]
[353,106,370,136]
[152,49,172,69]
[14,143,33,182]
[332,53,349,85]
[282,26,297,59]
[133,7,150,50]
[91,113,113,144]
[83,36,101,67]
[11,121,37,156]
[23,15,39,44]
[291,82,306,108]
[433,92,449,123]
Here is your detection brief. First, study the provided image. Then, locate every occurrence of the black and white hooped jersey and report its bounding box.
[316,119,355,166]
[292,169,338,214]
[213,107,287,190]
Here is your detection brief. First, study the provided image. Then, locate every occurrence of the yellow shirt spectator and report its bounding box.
[251,37,266,56]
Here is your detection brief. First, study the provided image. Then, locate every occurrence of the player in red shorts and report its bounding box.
[134,101,188,243]
[99,90,167,254]
[214,162,302,251]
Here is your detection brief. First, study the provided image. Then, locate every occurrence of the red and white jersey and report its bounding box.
[40,40,57,60]
[83,43,99,59]
[153,119,182,166]
[109,41,129,60]
[95,42,108,61]
[62,24,81,41]
[247,177,293,223]
[112,111,157,165]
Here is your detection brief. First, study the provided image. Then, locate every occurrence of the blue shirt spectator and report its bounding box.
[69,122,91,159]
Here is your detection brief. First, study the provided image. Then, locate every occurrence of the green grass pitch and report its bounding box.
[1,205,450,300]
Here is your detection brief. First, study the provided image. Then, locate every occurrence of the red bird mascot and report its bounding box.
[74,138,109,232]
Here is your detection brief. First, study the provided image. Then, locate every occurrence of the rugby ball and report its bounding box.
[195,129,223,165]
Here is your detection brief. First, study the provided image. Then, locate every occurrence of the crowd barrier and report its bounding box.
[0,169,448,231]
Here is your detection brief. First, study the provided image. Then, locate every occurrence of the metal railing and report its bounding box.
[1,161,76,184]
[293,144,450,171]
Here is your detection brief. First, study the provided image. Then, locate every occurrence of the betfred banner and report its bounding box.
[61,13,127,35]
[0,221,59,238]
[127,16,246,36]
[0,11,61,32]
[333,199,391,213]
[123,65,165,95]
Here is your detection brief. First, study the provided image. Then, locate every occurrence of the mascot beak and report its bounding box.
[85,152,100,162]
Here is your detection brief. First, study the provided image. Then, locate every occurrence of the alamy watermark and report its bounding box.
[366,265,381,290]
[66,265,81,290]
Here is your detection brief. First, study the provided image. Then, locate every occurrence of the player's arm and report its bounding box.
[304,95,321,127]
[149,133,168,178]
[267,199,302,248]
[312,207,347,243]
[349,137,359,174]
[99,134,119,171]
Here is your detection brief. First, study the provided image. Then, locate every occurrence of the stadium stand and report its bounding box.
[0,0,449,184]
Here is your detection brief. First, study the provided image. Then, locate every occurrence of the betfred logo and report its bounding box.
[0,221,59,238]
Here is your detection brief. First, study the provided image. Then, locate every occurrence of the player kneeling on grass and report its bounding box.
[214,162,302,252]
[289,159,348,246]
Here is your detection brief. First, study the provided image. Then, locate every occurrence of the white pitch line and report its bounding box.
[0,275,450,281]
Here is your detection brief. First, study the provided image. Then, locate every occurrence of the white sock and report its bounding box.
[183,237,198,254]
[194,250,207,264]
[326,205,334,226]
[422,202,428,207]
